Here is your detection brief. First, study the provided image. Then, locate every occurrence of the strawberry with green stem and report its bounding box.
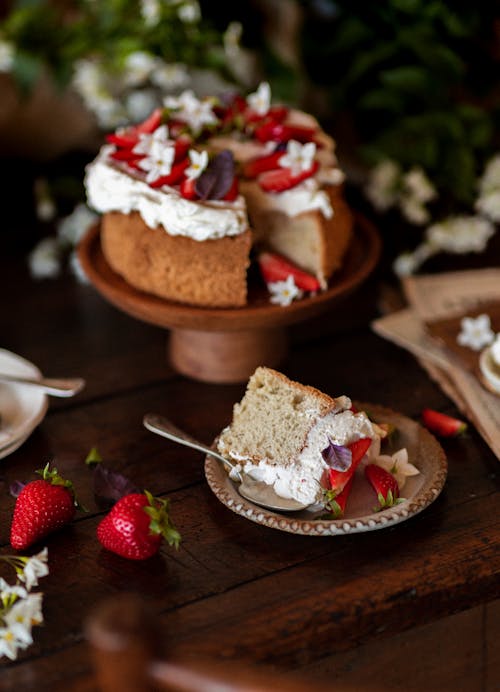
[10,463,82,550]
[421,408,467,437]
[97,491,180,560]
[365,464,405,511]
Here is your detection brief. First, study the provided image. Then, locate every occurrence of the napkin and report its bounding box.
[372,268,500,461]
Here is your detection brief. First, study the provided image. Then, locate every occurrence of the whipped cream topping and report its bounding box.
[85,147,248,241]
[234,407,377,506]
[241,177,334,219]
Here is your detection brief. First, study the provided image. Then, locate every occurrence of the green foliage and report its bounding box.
[300,0,500,207]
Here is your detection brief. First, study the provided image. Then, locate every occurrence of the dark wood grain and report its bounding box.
[0,234,499,691]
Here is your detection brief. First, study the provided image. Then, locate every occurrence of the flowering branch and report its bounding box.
[0,548,49,660]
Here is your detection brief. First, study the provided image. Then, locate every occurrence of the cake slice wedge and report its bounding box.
[217,367,378,507]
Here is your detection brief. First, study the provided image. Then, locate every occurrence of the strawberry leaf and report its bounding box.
[321,439,352,472]
[195,150,235,200]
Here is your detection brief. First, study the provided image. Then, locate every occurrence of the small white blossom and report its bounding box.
[268,276,303,306]
[476,154,500,222]
[177,1,201,23]
[426,215,495,254]
[133,125,176,182]
[0,40,14,72]
[28,237,62,279]
[402,167,437,204]
[125,88,159,123]
[150,62,190,90]
[18,548,49,591]
[186,149,209,180]
[399,196,431,225]
[247,82,271,116]
[3,600,35,646]
[373,448,419,491]
[141,0,161,25]
[57,204,98,247]
[0,627,21,660]
[0,579,28,601]
[224,21,243,59]
[365,159,401,211]
[457,314,495,351]
[164,90,217,134]
[123,52,157,88]
[279,140,316,175]
[72,59,127,128]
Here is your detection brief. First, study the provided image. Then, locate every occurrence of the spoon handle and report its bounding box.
[0,374,85,397]
[143,413,236,471]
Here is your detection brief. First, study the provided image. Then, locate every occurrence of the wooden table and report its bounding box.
[0,236,499,691]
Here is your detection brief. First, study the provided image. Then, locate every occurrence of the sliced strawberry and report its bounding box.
[174,137,191,162]
[365,464,400,510]
[421,408,467,437]
[324,475,354,518]
[106,109,164,149]
[179,177,198,200]
[242,151,284,179]
[254,121,317,144]
[328,438,372,495]
[258,160,319,193]
[268,105,289,121]
[257,251,321,292]
[110,149,144,163]
[149,158,189,188]
[135,108,163,134]
[223,177,239,201]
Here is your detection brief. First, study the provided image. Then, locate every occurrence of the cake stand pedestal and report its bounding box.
[78,214,380,383]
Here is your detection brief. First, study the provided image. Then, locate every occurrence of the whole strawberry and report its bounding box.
[365,464,403,511]
[10,463,79,550]
[97,491,180,560]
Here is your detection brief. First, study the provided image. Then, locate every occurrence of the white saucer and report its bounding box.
[0,349,48,459]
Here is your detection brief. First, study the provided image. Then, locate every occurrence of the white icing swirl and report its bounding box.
[84,148,248,241]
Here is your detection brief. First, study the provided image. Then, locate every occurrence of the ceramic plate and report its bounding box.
[204,404,447,535]
[0,349,48,459]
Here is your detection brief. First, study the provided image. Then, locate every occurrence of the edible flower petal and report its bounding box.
[457,314,495,351]
[321,439,352,472]
[372,448,418,490]
[247,81,271,116]
[186,149,209,181]
[268,275,303,306]
[279,140,316,175]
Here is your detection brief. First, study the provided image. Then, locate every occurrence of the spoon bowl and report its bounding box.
[143,413,308,512]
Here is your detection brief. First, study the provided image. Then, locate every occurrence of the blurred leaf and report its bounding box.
[11,51,42,94]
[379,66,431,95]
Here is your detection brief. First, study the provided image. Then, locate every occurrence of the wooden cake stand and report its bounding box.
[78,214,381,383]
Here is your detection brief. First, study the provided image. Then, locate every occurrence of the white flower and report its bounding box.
[177,1,201,24]
[125,89,159,123]
[402,167,437,204]
[186,149,208,180]
[392,241,436,277]
[0,578,28,601]
[141,0,160,25]
[247,82,271,116]
[426,215,495,254]
[475,190,500,223]
[268,276,303,306]
[279,140,316,175]
[0,40,14,72]
[57,204,98,247]
[399,196,431,225]
[133,125,175,182]
[3,600,35,646]
[72,59,127,128]
[150,62,190,90]
[373,448,419,491]
[365,160,401,211]
[163,90,217,135]
[224,21,243,58]
[457,314,495,351]
[478,154,500,192]
[123,51,157,88]
[476,155,500,222]
[18,548,49,591]
[28,237,62,279]
[0,627,21,660]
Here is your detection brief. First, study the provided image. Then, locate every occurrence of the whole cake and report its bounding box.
[85,83,353,308]
[217,367,381,507]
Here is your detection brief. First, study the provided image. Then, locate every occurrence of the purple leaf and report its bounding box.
[321,439,352,472]
[94,465,139,506]
[195,150,235,200]
[10,480,26,498]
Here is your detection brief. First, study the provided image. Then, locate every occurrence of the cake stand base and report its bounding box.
[168,327,288,384]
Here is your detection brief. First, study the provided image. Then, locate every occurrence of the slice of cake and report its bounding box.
[217,367,379,507]
[84,83,353,308]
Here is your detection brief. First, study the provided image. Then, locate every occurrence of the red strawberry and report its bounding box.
[179,177,198,200]
[97,491,180,560]
[10,464,79,550]
[149,158,189,188]
[242,151,284,178]
[135,108,163,135]
[254,121,317,144]
[421,408,467,437]
[365,464,400,510]
[323,475,354,518]
[328,438,372,495]
[258,160,319,193]
[106,109,164,149]
[258,251,321,292]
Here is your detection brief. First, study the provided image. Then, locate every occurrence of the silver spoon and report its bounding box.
[0,373,85,397]
[143,413,308,512]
